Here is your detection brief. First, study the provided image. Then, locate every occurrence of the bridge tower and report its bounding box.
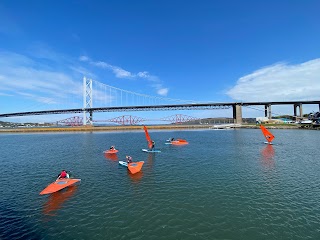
[83,77,93,125]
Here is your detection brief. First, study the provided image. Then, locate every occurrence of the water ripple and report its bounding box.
[1,130,320,239]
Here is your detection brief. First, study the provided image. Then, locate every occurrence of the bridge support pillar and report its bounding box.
[233,104,242,124]
[264,104,272,119]
[265,105,268,118]
[294,103,303,118]
[299,103,303,117]
[89,110,93,124]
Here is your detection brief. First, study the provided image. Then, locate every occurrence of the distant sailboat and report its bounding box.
[260,125,275,144]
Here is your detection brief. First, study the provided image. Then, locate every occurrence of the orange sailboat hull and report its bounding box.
[128,161,145,174]
[104,149,119,154]
[40,178,81,195]
[171,139,189,145]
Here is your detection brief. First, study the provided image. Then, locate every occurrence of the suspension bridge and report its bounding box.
[0,77,320,125]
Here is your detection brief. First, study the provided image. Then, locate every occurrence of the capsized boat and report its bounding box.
[119,161,145,174]
[40,178,81,195]
[260,125,275,144]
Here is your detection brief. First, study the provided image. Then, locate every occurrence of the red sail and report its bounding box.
[260,125,275,143]
[143,126,153,149]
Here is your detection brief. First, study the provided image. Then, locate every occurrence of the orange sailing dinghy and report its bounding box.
[103,149,119,154]
[119,161,145,174]
[40,178,81,195]
[260,125,275,145]
[171,139,189,145]
[128,161,144,174]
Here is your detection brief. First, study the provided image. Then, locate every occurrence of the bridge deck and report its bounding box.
[0,101,319,118]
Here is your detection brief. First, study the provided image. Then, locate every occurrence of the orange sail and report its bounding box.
[260,125,275,143]
[143,126,153,149]
[128,161,145,174]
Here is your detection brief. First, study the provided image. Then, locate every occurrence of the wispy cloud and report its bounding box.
[0,50,85,111]
[79,55,169,96]
[157,88,169,96]
[79,55,90,62]
[0,92,13,96]
[16,92,58,104]
[0,48,171,117]
[227,59,320,102]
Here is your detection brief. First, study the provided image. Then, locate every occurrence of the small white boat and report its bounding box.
[299,120,312,124]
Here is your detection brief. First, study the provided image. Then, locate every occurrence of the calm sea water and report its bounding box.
[0,128,320,240]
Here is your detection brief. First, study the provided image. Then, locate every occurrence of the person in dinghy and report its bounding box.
[57,170,70,179]
[109,145,116,150]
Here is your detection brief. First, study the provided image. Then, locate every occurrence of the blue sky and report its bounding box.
[1,0,320,123]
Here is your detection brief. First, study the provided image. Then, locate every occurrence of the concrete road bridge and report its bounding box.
[1,101,319,125]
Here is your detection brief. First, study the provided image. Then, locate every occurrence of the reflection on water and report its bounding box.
[104,153,118,161]
[145,153,155,169]
[43,186,78,216]
[261,144,275,169]
[129,171,143,182]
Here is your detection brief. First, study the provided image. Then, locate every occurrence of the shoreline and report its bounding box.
[0,124,303,133]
